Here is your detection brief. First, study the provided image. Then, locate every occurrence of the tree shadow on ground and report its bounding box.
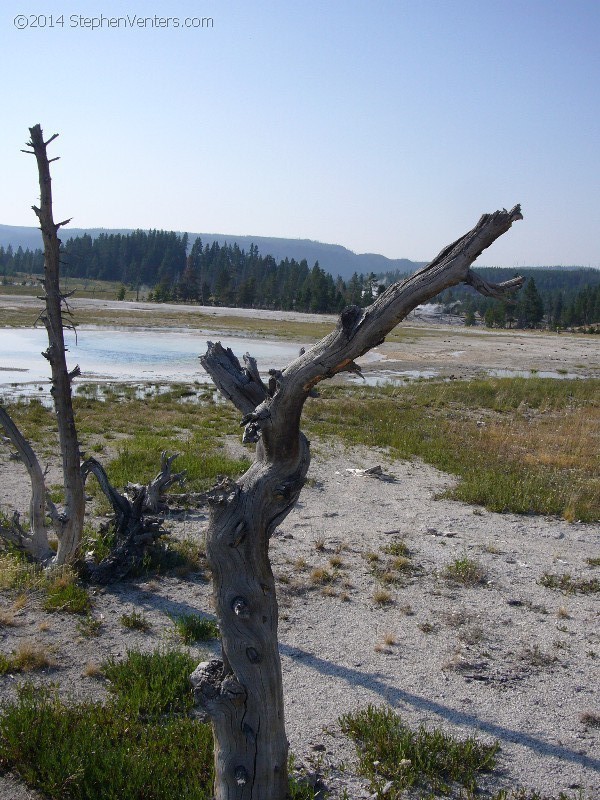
[280,643,600,773]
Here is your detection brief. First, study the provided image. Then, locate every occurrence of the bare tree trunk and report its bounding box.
[195,207,524,800]
[0,406,53,561]
[24,125,85,565]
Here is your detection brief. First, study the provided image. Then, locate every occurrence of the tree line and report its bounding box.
[430,268,600,330]
[2,233,599,328]
[0,231,382,313]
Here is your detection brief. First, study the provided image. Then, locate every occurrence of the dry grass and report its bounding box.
[520,644,557,667]
[310,567,332,585]
[9,640,54,672]
[470,405,600,522]
[373,588,393,606]
[82,661,102,678]
[442,608,472,628]
[0,595,27,627]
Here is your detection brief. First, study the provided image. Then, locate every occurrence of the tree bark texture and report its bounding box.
[0,406,54,561]
[196,207,524,799]
[26,125,85,565]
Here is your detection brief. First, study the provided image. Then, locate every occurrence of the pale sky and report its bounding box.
[2,0,599,267]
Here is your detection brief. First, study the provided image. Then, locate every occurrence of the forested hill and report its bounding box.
[1,227,598,325]
[0,224,423,282]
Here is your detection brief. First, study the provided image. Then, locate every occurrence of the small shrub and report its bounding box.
[121,610,151,632]
[520,644,557,668]
[77,615,103,637]
[382,539,410,558]
[82,661,102,678]
[310,567,332,585]
[340,704,499,796]
[418,621,437,634]
[171,614,219,644]
[102,649,197,716]
[442,557,488,587]
[579,711,600,728]
[0,641,53,674]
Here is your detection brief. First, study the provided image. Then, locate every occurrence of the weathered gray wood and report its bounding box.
[28,124,86,565]
[197,207,523,799]
[0,406,53,562]
[125,451,186,513]
[81,456,168,584]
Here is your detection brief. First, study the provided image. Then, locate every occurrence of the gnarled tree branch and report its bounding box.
[196,206,524,800]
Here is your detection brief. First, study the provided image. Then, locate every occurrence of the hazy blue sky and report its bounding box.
[2,1,599,266]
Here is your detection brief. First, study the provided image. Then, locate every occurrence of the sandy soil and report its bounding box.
[370,325,600,382]
[0,440,598,799]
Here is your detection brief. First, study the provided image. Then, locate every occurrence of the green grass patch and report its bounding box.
[171,614,219,644]
[42,578,91,614]
[0,648,320,800]
[304,379,600,522]
[0,681,213,799]
[102,649,197,717]
[340,704,499,796]
[539,572,600,595]
[120,610,151,631]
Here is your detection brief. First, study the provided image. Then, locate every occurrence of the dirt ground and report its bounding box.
[0,443,599,799]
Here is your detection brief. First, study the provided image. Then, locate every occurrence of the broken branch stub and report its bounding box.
[198,206,523,800]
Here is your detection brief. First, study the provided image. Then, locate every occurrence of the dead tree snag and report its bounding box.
[22,124,86,565]
[196,206,524,800]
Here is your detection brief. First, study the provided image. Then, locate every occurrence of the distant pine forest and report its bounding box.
[1,229,599,330]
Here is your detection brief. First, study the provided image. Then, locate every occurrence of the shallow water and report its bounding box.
[0,327,303,399]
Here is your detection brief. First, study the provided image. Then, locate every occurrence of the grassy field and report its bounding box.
[3,377,599,523]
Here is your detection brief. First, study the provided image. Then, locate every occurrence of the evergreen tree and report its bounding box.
[517,278,545,328]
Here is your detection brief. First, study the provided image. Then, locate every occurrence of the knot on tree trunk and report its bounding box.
[337,304,364,338]
[207,476,240,506]
[190,659,247,716]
